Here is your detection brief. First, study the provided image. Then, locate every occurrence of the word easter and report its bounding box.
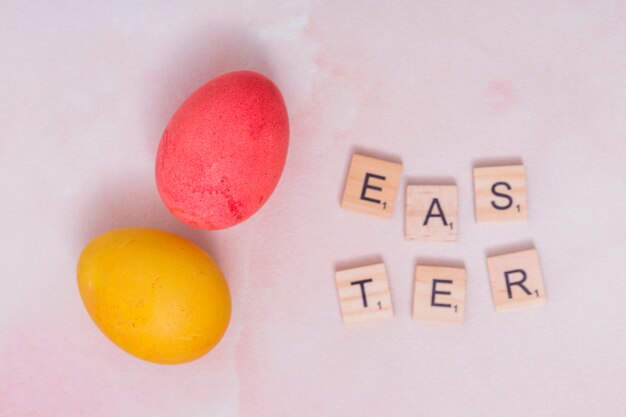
[336,154,545,325]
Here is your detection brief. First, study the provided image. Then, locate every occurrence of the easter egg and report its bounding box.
[77,228,231,364]
[155,70,289,230]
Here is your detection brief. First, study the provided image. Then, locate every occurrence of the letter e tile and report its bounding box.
[412,265,466,323]
[341,154,403,218]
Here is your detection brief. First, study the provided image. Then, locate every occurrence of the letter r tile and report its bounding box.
[341,154,403,218]
[335,263,394,325]
[487,248,546,312]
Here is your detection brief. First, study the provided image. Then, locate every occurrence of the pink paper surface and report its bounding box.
[1,1,625,416]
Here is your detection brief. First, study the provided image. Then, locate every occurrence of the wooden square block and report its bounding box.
[341,154,403,218]
[487,249,546,312]
[335,263,394,325]
[405,185,458,242]
[412,265,466,323]
[473,165,528,223]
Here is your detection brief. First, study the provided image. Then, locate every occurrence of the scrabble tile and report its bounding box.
[341,154,403,218]
[405,185,458,242]
[487,248,546,312]
[473,165,528,223]
[412,265,466,323]
[335,262,394,325]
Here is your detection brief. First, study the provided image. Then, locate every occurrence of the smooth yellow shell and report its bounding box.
[77,228,231,364]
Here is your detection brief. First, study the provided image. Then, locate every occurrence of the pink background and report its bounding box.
[2,1,626,416]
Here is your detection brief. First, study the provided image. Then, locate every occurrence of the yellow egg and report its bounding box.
[77,228,231,364]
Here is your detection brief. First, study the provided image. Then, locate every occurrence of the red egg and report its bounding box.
[155,71,289,230]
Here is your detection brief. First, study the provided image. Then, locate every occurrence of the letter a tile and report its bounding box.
[405,185,458,242]
[473,165,528,223]
[341,154,403,218]
[487,249,546,312]
[335,263,394,325]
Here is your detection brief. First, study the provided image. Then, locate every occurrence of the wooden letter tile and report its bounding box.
[335,263,394,325]
[405,185,458,242]
[412,265,466,323]
[487,248,546,312]
[473,165,528,223]
[341,154,403,218]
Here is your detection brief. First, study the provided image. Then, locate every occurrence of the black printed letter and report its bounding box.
[351,279,374,307]
[423,198,448,226]
[491,181,513,210]
[431,279,453,308]
[504,269,532,299]
[360,173,385,204]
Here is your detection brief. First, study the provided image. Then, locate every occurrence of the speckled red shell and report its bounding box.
[155,71,289,230]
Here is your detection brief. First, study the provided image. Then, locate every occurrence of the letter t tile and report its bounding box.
[335,263,394,325]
